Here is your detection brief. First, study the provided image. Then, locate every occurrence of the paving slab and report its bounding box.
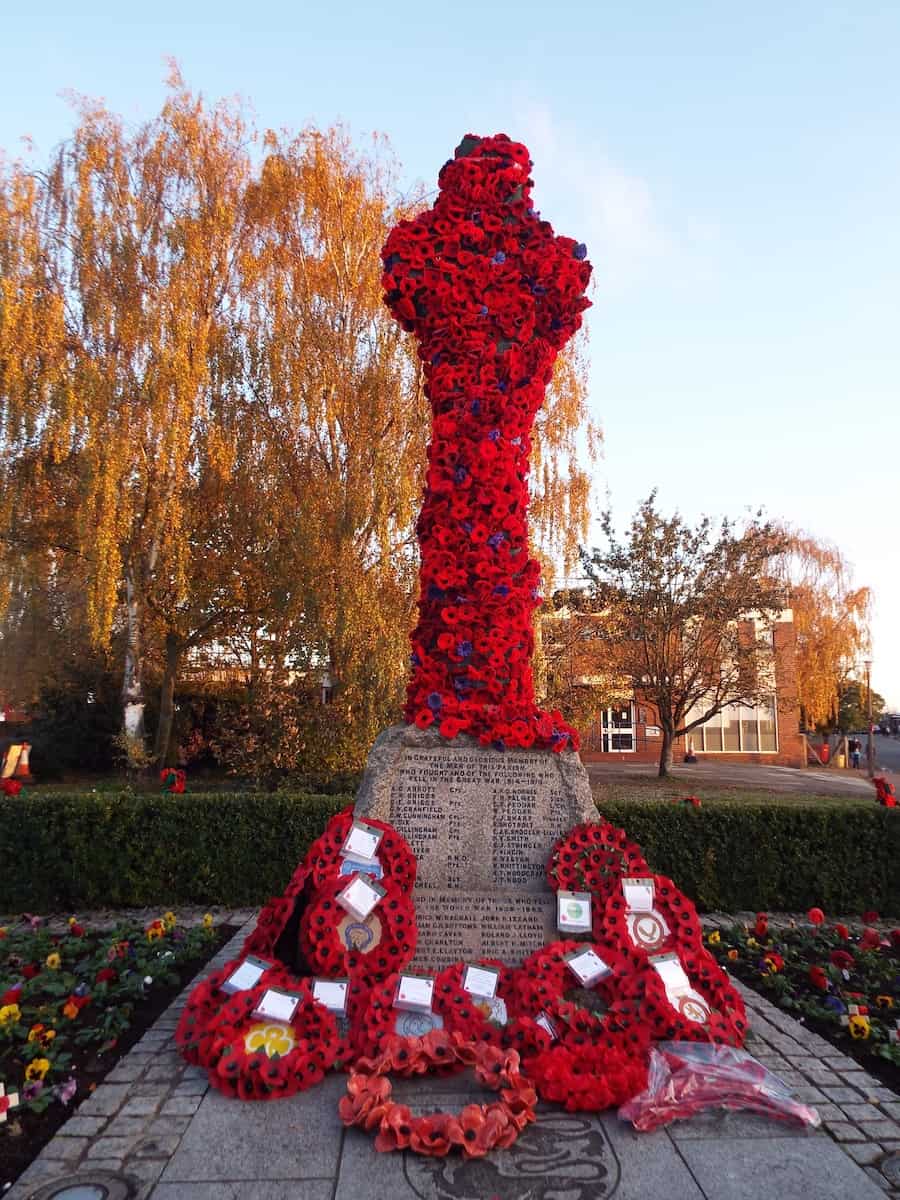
[152,1184,335,1199]
[677,1134,888,1199]
[158,1075,347,1184]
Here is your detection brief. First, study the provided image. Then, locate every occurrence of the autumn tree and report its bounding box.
[1,81,598,773]
[582,494,787,776]
[770,529,871,732]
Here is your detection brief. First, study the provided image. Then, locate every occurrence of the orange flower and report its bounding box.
[62,1000,79,1020]
[338,1074,391,1129]
[374,1103,414,1152]
[449,1103,492,1157]
[409,1113,453,1155]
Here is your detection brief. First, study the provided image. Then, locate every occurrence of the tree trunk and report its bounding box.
[658,726,675,777]
[153,631,181,768]
[122,571,146,745]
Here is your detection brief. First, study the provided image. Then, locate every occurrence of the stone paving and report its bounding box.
[5,916,899,1199]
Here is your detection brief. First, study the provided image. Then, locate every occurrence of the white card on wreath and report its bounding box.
[312,978,349,1014]
[564,947,612,987]
[623,877,655,912]
[341,820,383,862]
[650,952,691,996]
[222,956,271,995]
[394,974,435,1013]
[462,964,499,1000]
[252,988,301,1023]
[557,890,592,932]
[336,874,386,921]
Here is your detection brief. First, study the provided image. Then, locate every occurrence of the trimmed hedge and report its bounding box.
[598,799,899,916]
[1,792,897,915]
[1,792,348,911]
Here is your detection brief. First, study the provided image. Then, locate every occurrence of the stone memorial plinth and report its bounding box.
[354,724,597,969]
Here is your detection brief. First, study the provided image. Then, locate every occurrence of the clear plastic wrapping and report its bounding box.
[619,1042,821,1132]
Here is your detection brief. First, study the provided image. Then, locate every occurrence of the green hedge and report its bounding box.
[1,792,349,911]
[1,792,897,914]
[598,799,899,915]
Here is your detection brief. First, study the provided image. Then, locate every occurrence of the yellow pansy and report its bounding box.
[163,911,177,931]
[25,1058,50,1081]
[203,913,214,929]
[848,1014,870,1040]
[746,937,759,950]
[874,995,894,1010]
[707,931,721,946]
[45,952,61,970]
[0,1003,21,1027]
[244,1022,295,1059]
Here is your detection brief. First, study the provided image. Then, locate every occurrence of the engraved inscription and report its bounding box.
[355,726,596,967]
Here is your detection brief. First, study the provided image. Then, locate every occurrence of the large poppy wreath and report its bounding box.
[595,874,705,962]
[298,876,416,984]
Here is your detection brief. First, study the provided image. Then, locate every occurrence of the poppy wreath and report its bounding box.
[204,975,340,1100]
[594,875,704,962]
[241,892,302,961]
[176,956,246,1068]
[298,876,417,984]
[340,1030,537,1157]
[612,947,747,1047]
[546,821,649,899]
[431,959,518,1046]
[382,133,591,753]
[510,941,645,1054]
[526,1039,649,1113]
[303,806,418,895]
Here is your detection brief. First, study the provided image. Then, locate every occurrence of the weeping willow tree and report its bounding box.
[772,527,872,731]
[1,78,599,769]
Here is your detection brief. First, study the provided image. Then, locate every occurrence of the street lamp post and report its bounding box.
[864,658,874,778]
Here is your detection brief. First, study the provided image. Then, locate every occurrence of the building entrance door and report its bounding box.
[602,704,635,752]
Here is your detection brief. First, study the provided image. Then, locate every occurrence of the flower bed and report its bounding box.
[704,912,900,1092]
[0,913,233,1186]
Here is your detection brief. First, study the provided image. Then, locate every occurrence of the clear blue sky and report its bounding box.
[3,1,898,705]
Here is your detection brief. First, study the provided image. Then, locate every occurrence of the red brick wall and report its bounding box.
[579,617,805,768]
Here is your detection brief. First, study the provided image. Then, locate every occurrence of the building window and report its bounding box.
[690,699,778,753]
[601,704,635,752]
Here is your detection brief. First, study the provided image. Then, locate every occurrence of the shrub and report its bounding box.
[597,799,899,915]
[0,792,349,911]
[1,793,896,914]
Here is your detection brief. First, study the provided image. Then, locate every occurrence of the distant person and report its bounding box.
[849,737,861,769]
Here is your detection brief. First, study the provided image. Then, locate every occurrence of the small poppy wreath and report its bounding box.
[298,876,417,985]
[340,1031,537,1158]
[431,959,517,1045]
[594,875,704,962]
[204,975,339,1100]
[510,941,646,1058]
[546,821,649,901]
[612,946,747,1047]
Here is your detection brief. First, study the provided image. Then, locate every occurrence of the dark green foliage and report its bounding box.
[0,792,348,910]
[1,792,896,914]
[28,661,122,776]
[598,799,899,915]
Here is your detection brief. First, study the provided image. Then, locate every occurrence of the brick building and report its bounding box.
[543,608,804,768]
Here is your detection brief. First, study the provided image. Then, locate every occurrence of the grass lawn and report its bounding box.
[592,776,874,808]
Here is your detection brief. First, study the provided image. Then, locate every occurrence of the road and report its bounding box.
[586,759,883,796]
